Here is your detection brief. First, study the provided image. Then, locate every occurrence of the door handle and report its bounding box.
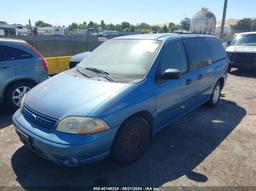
[197,74,203,80]
[185,79,192,85]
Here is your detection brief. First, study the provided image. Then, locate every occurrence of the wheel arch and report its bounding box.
[119,110,155,136]
[4,78,37,100]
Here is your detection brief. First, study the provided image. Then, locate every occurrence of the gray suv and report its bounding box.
[0,39,48,110]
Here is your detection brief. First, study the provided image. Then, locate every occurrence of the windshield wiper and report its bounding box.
[85,67,109,75]
[76,67,90,78]
[85,67,114,82]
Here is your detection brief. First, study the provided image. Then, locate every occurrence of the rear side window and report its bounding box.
[4,45,33,60]
[160,40,188,74]
[207,37,227,62]
[0,45,9,62]
[183,37,212,71]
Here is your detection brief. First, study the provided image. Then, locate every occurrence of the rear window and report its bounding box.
[183,37,212,71]
[207,37,227,62]
[4,45,33,60]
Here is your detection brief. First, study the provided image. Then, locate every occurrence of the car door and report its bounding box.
[0,45,15,97]
[4,45,34,77]
[155,39,198,130]
[182,37,214,102]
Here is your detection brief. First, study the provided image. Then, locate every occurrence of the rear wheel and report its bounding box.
[111,116,151,165]
[5,81,34,110]
[208,81,221,107]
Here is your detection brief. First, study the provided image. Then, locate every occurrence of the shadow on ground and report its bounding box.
[230,69,256,78]
[11,100,246,188]
[0,107,13,129]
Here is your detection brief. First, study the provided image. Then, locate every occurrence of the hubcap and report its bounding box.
[12,86,31,107]
[213,85,220,104]
[123,127,142,154]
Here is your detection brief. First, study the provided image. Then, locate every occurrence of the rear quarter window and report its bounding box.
[0,45,9,62]
[206,37,227,62]
[4,45,33,61]
[183,37,212,71]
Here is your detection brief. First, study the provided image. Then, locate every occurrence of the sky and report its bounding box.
[1,0,256,26]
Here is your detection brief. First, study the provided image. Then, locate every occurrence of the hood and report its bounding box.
[226,45,256,53]
[70,52,91,62]
[25,71,131,120]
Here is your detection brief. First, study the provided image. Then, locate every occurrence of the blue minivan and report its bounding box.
[13,33,228,166]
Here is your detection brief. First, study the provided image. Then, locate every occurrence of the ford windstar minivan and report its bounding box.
[13,33,228,166]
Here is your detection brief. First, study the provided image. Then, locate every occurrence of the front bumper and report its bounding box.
[13,109,118,167]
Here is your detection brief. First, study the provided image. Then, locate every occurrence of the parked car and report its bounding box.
[0,39,48,110]
[226,32,256,71]
[69,51,91,69]
[13,33,228,166]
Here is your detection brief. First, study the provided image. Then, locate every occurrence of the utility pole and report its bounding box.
[220,0,228,40]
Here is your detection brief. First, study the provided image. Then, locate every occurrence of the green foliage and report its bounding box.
[35,20,52,27]
[180,17,190,31]
[39,19,181,33]
[231,18,256,33]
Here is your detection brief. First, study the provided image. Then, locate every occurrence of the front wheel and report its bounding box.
[208,81,221,107]
[5,81,34,110]
[111,116,151,165]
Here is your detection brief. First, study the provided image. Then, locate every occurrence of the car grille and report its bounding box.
[69,61,79,69]
[22,105,59,129]
[227,52,256,63]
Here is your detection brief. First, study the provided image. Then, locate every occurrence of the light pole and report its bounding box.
[220,0,228,40]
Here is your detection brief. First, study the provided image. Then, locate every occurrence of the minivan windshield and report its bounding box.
[78,39,162,83]
[231,34,256,46]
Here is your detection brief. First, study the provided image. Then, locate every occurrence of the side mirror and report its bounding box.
[227,40,231,46]
[163,69,181,79]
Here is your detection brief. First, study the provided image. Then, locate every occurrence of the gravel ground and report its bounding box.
[0,69,255,190]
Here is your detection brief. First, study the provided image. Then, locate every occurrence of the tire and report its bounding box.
[5,81,34,110]
[111,116,151,165]
[208,81,221,107]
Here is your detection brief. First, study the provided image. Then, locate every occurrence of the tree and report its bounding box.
[168,22,179,32]
[106,23,116,31]
[79,21,87,29]
[232,18,253,33]
[121,22,130,32]
[162,25,168,32]
[68,23,78,31]
[180,17,191,31]
[35,20,52,27]
[100,20,106,30]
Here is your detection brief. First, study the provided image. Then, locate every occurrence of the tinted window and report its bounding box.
[4,46,33,60]
[207,37,227,62]
[183,38,212,71]
[160,40,188,74]
[0,46,9,62]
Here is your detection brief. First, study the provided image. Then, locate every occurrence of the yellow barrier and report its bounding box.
[45,56,72,75]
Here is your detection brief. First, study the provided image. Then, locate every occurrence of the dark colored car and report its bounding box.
[226,32,256,71]
[0,39,48,110]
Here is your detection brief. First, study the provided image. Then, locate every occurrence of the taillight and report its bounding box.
[27,44,48,72]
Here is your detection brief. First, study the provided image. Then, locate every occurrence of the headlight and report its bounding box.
[56,117,109,134]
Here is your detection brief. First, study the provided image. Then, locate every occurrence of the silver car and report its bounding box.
[0,39,48,110]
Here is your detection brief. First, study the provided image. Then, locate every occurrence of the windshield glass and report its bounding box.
[231,34,256,46]
[78,39,162,82]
